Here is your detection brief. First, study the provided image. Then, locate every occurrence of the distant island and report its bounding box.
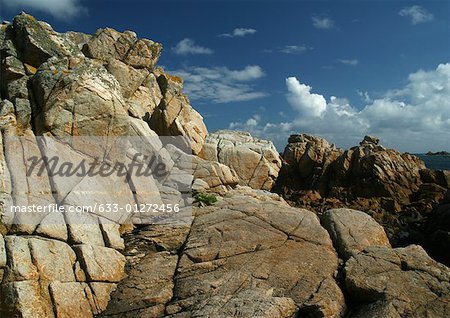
[426,151,450,156]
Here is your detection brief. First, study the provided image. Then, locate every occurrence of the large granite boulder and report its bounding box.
[102,188,346,318]
[166,189,346,317]
[321,208,391,260]
[199,130,282,191]
[83,28,162,70]
[345,245,450,317]
[11,12,79,68]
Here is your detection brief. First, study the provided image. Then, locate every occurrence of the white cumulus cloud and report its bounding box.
[228,63,450,152]
[286,77,327,117]
[171,65,266,103]
[312,16,335,29]
[220,28,257,38]
[399,5,434,25]
[172,38,214,55]
[2,0,87,19]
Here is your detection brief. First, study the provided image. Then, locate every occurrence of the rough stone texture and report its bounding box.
[35,212,68,241]
[83,29,161,70]
[3,128,55,234]
[425,193,450,266]
[345,245,450,317]
[169,143,239,193]
[3,236,39,282]
[82,28,135,62]
[0,12,205,318]
[281,134,342,193]
[106,59,150,99]
[0,235,5,268]
[420,168,449,188]
[168,190,345,317]
[280,134,424,204]
[1,280,55,317]
[2,12,449,318]
[321,208,391,260]
[149,72,207,155]
[74,244,126,282]
[199,130,282,190]
[101,224,190,317]
[127,73,162,119]
[87,282,117,315]
[275,134,444,250]
[31,57,130,138]
[28,237,77,282]
[12,12,77,67]
[49,281,93,318]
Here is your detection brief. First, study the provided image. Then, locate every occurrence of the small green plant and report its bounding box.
[194,193,217,206]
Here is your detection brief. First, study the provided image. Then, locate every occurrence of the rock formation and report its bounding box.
[276,133,449,248]
[199,130,281,191]
[0,13,449,318]
[425,190,450,265]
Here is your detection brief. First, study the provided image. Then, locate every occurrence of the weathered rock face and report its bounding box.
[99,189,354,318]
[167,190,346,317]
[276,134,448,249]
[321,208,391,260]
[149,72,207,155]
[199,130,282,191]
[425,191,450,266]
[282,134,343,192]
[345,245,450,317]
[279,134,424,204]
[0,12,203,317]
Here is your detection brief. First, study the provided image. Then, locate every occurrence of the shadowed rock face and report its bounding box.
[425,191,450,265]
[345,245,450,318]
[279,134,425,203]
[276,133,448,251]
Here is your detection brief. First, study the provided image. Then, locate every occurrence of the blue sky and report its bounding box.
[1,0,449,152]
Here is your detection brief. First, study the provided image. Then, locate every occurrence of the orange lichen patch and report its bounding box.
[25,14,36,21]
[24,63,37,75]
[166,74,183,84]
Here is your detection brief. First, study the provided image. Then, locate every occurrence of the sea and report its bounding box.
[414,154,450,171]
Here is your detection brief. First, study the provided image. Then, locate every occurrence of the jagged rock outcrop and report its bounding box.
[282,134,343,193]
[0,12,199,317]
[279,134,425,204]
[276,134,448,248]
[199,130,282,190]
